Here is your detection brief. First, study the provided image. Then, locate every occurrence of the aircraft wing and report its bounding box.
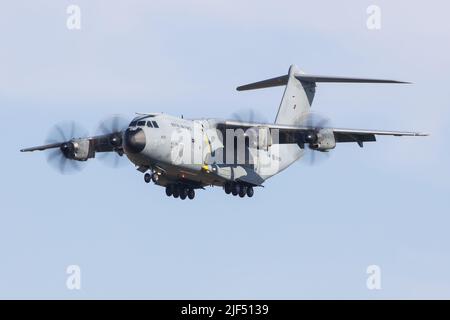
[20,142,65,152]
[330,128,426,145]
[217,120,427,148]
[20,131,124,164]
[20,133,120,153]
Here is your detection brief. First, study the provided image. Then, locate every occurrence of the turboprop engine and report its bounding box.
[304,128,336,151]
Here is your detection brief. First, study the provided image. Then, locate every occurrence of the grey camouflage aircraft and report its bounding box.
[21,65,427,200]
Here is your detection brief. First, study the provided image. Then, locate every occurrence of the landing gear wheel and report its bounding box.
[173,187,180,198]
[224,183,232,194]
[144,173,152,183]
[187,189,195,200]
[239,186,247,198]
[180,188,188,200]
[231,183,240,196]
[165,185,173,197]
[246,186,254,198]
[152,173,159,183]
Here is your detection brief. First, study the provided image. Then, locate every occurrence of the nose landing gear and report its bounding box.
[144,171,159,183]
[144,172,152,183]
[143,171,197,200]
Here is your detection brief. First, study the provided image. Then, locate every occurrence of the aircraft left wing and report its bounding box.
[217,120,427,150]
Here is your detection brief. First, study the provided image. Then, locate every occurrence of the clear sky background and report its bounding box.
[1,0,449,299]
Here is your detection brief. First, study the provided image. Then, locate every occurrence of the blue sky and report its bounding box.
[1,0,449,298]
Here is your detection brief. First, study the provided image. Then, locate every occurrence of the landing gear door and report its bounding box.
[202,127,223,165]
[257,126,272,151]
[194,121,224,165]
[205,127,224,152]
[192,121,206,165]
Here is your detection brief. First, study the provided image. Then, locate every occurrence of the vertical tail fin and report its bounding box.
[236,64,315,126]
[274,65,315,125]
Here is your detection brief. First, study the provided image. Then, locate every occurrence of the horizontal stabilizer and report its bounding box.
[237,72,409,91]
[295,74,410,84]
[237,75,289,91]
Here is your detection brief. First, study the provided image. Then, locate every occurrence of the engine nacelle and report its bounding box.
[62,139,94,161]
[310,129,336,151]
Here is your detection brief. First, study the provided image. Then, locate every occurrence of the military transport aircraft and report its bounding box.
[21,65,427,200]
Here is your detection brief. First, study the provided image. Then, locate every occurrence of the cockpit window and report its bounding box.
[137,121,146,126]
[147,121,153,128]
[152,121,159,128]
[129,121,137,127]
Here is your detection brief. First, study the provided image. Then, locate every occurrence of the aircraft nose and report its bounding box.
[123,127,146,154]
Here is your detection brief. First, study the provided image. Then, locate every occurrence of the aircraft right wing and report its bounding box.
[20,132,124,160]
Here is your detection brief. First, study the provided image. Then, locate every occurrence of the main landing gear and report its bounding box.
[165,184,195,200]
[143,171,195,200]
[224,182,254,198]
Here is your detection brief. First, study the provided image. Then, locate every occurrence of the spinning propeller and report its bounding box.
[45,121,89,174]
[298,112,332,166]
[22,115,131,174]
[95,114,129,168]
[231,108,268,124]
